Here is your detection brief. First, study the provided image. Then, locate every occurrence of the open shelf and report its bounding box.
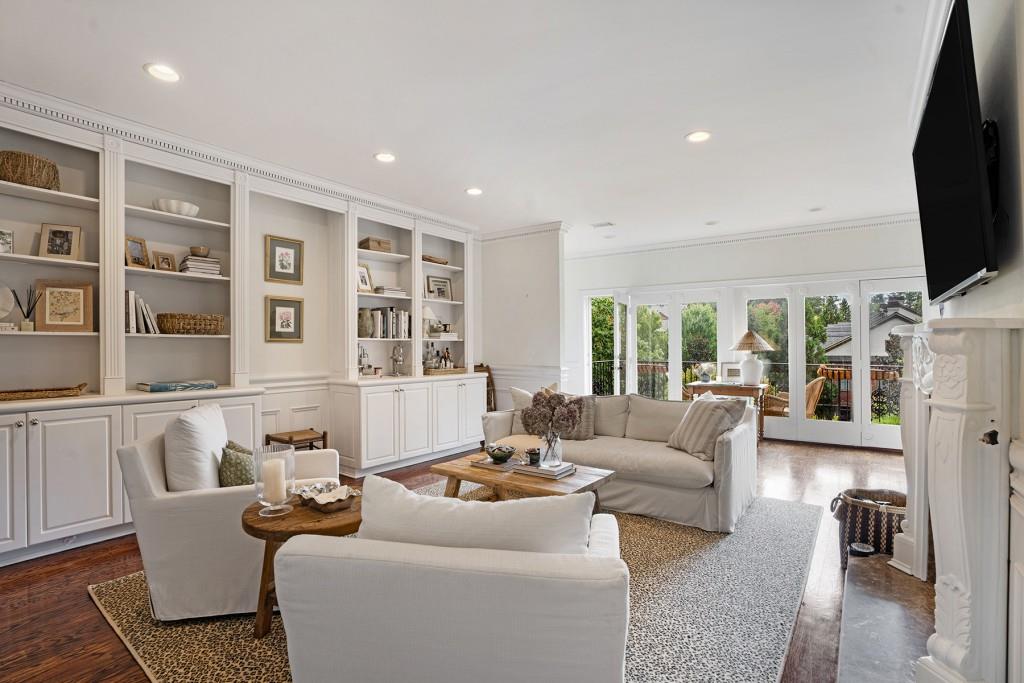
[0,331,98,337]
[358,248,409,263]
[0,179,99,210]
[125,204,231,230]
[127,334,230,339]
[125,266,229,283]
[421,260,463,273]
[424,338,464,342]
[0,252,99,270]
[358,292,412,301]
[358,337,412,342]
[424,298,464,306]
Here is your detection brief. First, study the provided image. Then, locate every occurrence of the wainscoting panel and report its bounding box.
[255,374,330,443]
[489,365,565,410]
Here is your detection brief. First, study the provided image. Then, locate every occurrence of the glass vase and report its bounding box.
[541,432,563,467]
[254,444,295,517]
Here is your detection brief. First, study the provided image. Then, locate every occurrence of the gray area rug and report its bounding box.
[90,486,820,682]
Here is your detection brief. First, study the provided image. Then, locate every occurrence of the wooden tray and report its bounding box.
[423,367,468,376]
[0,382,87,401]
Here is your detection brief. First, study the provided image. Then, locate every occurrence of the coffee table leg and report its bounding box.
[593,490,601,514]
[254,540,281,638]
[443,476,462,497]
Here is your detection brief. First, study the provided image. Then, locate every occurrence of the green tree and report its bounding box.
[681,303,717,364]
[748,298,789,392]
[636,305,668,361]
[590,297,614,362]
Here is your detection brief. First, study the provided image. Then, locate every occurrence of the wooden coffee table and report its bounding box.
[430,454,616,512]
[241,496,362,638]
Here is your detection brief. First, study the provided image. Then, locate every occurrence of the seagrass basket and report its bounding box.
[156,313,224,335]
[0,151,60,190]
[830,487,906,569]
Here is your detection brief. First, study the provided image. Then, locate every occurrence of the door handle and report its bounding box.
[14,420,24,428]
[29,418,39,426]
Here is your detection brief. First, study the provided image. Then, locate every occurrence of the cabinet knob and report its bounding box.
[14,420,24,428]
[29,418,39,426]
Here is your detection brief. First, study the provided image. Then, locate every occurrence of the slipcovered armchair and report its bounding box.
[117,434,339,621]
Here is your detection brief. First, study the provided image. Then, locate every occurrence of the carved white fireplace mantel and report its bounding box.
[913,318,1020,683]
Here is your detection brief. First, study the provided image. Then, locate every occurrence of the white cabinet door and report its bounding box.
[399,384,432,458]
[433,381,462,452]
[0,413,27,553]
[27,405,122,545]
[201,396,259,449]
[461,379,487,444]
[362,387,399,466]
[122,400,197,522]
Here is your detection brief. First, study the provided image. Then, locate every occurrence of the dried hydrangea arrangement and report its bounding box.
[521,390,582,461]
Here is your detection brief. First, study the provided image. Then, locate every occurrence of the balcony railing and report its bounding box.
[591,359,618,396]
[637,361,669,400]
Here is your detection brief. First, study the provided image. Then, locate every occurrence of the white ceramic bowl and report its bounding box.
[153,198,200,217]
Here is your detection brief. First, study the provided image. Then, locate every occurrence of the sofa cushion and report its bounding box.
[624,395,690,442]
[594,395,630,437]
[509,384,557,434]
[164,404,227,492]
[358,474,594,554]
[561,437,714,489]
[668,398,747,461]
[561,393,596,440]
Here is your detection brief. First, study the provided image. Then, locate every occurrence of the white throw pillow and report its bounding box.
[509,383,558,435]
[358,475,594,555]
[696,390,717,401]
[164,404,228,491]
[667,398,746,461]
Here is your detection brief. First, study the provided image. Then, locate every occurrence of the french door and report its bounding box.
[587,293,629,396]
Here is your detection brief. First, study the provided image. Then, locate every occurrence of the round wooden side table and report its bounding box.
[241,496,362,638]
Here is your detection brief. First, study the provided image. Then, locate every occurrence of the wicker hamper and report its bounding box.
[0,150,60,190]
[156,313,225,335]
[830,488,907,569]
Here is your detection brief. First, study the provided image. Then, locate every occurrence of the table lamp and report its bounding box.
[731,330,775,385]
[422,305,439,337]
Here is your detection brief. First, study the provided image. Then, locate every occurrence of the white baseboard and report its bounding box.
[0,524,135,568]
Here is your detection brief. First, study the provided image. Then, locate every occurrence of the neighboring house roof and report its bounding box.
[823,305,922,353]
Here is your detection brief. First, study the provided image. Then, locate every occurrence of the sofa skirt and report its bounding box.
[598,478,723,533]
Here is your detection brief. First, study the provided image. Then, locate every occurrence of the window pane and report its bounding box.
[589,296,615,396]
[805,295,853,422]
[868,291,923,424]
[747,298,789,397]
[681,302,717,397]
[636,304,668,400]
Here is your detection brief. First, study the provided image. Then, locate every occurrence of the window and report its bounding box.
[747,297,789,394]
[589,296,615,396]
[636,304,669,399]
[805,295,853,421]
[868,291,922,424]
[681,302,717,396]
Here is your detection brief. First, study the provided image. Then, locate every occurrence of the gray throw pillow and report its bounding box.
[560,394,596,440]
[219,441,254,487]
[667,399,746,461]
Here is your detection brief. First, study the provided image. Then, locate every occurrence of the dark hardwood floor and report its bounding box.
[0,441,916,683]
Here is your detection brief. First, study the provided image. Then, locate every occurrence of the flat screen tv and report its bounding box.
[912,0,997,304]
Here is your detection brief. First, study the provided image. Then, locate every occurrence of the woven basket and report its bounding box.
[0,151,60,190]
[0,383,87,401]
[831,488,907,569]
[156,313,225,335]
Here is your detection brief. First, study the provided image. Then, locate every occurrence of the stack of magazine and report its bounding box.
[512,461,576,480]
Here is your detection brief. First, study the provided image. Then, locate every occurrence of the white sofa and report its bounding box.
[483,394,757,532]
[117,434,340,621]
[274,513,629,683]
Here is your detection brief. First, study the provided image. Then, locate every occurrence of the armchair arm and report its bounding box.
[482,410,515,444]
[294,448,339,481]
[712,409,758,533]
[587,513,620,558]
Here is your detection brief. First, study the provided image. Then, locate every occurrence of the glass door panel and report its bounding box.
[681,302,718,399]
[804,295,854,422]
[615,299,627,395]
[588,295,615,395]
[747,296,789,398]
[636,304,669,399]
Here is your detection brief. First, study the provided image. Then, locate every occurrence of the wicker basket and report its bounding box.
[0,151,60,190]
[0,383,87,401]
[831,488,907,569]
[156,313,225,335]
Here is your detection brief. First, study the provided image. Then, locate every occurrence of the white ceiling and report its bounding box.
[0,1,928,254]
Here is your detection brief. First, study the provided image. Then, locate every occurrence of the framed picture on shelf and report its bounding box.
[264,234,304,284]
[426,275,453,301]
[34,280,94,332]
[125,235,150,269]
[356,263,374,293]
[39,224,82,261]
[719,362,742,384]
[152,251,177,272]
[265,295,303,343]
[0,228,13,254]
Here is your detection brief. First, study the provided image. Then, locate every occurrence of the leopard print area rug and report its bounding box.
[89,487,820,683]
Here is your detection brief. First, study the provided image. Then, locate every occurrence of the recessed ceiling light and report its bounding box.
[809,206,824,212]
[685,130,712,143]
[143,63,180,82]
[374,152,396,163]
[465,187,483,196]
[705,220,719,226]
[602,234,617,239]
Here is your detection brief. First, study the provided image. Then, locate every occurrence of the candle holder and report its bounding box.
[254,444,295,517]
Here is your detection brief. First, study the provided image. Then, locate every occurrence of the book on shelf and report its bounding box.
[136,379,218,392]
[126,290,160,334]
[469,455,515,472]
[368,307,411,340]
[373,286,407,296]
[179,255,222,275]
[431,332,460,340]
[511,462,577,480]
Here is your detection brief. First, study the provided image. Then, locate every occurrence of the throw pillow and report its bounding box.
[594,394,630,437]
[625,394,690,442]
[696,390,717,401]
[667,398,747,461]
[358,475,594,555]
[219,442,255,487]
[163,404,228,491]
[510,383,557,435]
[559,393,596,440]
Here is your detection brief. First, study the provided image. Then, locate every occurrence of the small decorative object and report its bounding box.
[719,361,742,384]
[264,234,304,285]
[303,484,361,513]
[38,224,82,261]
[155,312,224,335]
[254,444,295,517]
[0,228,13,254]
[390,344,404,376]
[525,447,541,466]
[265,295,303,342]
[0,285,14,320]
[731,330,775,385]
[153,198,200,217]
[373,366,382,378]
[484,443,516,464]
[124,235,150,269]
[358,308,373,337]
[34,280,93,333]
[358,343,373,375]
[11,285,42,329]
[358,236,392,253]
[296,481,337,502]
[152,251,177,272]
[697,362,715,383]
[0,150,60,190]
[189,245,210,258]
[425,275,453,301]
[356,263,374,293]
[422,254,449,265]
[521,390,583,467]
[422,304,440,336]
[0,382,87,401]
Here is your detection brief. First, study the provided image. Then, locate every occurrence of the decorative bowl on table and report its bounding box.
[153,198,200,217]
[484,443,517,464]
[189,245,210,257]
[299,483,361,513]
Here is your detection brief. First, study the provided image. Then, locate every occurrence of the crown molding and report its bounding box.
[0,80,479,234]
[565,212,920,261]
[479,221,570,243]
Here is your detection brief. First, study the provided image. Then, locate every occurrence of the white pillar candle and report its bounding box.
[261,458,287,503]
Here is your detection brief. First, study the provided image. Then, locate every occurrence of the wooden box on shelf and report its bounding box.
[423,367,468,376]
[358,236,392,253]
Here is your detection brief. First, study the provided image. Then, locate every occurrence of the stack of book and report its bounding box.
[179,255,222,275]
[374,285,407,297]
[137,379,218,393]
[125,290,160,334]
[469,455,514,472]
[369,307,411,339]
[512,462,577,480]
[431,331,460,341]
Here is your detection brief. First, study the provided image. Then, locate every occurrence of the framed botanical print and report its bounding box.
[265,295,303,342]
[125,235,150,269]
[425,275,453,301]
[265,234,304,284]
[34,280,94,332]
[152,251,177,272]
[356,263,374,293]
[39,224,82,261]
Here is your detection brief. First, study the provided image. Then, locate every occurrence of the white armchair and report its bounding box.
[274,514,629,683]
[117,434,340,621]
